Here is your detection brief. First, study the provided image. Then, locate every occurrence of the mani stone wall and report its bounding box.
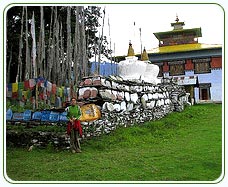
[77,75,188,138]
[6,75,188,149]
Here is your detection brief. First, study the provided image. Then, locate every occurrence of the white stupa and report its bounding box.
[141,48,161,84]
[118,43,160,84]
[118,42,147,81]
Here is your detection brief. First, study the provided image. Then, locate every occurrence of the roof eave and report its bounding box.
[153,27,202,40]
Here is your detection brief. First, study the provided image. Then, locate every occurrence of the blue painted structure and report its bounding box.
[151,45,222,103]
[184,69,222,102]
[90,61,118,76]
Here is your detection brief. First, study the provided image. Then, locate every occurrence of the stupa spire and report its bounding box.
[127,41,135,57]
[141,47,149,61]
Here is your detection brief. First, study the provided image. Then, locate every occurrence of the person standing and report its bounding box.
[66,97,83,153]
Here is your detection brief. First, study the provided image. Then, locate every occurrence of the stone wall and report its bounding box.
[6,75,188,149]
[78,75,188,138]
[7,129,70,149]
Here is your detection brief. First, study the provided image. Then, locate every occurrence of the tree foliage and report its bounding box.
[6,6,111,85]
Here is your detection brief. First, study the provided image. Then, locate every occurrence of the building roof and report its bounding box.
[147,47,222,62]
[147,43,222,54]
[153,27,202,40]
[115,43,222,62]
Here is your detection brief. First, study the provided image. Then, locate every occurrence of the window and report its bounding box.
[168,60,185,76]
[193,58,211,74]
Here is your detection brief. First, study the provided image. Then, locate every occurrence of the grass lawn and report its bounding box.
[5,103,223,182]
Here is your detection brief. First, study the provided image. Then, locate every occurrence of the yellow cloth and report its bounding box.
[12,83,18,93]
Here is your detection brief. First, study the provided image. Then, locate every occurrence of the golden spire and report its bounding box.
[141,47,149,61]
[127,41,135,56]
[175,14,179,22]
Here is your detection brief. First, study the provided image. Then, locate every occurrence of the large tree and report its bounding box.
[6,6,110,85]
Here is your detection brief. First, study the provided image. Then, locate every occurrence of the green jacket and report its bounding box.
[66,105,82,120]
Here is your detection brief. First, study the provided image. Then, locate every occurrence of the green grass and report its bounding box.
[5,104,223,182]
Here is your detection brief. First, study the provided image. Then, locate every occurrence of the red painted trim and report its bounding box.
[211,57,222,68]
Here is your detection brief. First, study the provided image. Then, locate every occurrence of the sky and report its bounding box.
[99,4,224,56]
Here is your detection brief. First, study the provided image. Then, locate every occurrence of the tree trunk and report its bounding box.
[6,12,10,83]
[38,6,45,77]
[80,6,88,77]
[55,17,60,85]
[73,6,80,85]
[51,6,58,84]
[31,11,37,78]
[59,22,65,86]
[97,7,106,75]
[47,7,54,81]
[66,6,72,85]
[25,6,30,80]
[7,46,13,83]
[17,6,25,82]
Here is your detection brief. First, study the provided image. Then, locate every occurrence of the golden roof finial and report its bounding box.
[127,41,135,56]
[171,15,185,30]
[141,47,149,61]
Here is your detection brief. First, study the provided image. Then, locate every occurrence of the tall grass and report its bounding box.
[6,104,223,182]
